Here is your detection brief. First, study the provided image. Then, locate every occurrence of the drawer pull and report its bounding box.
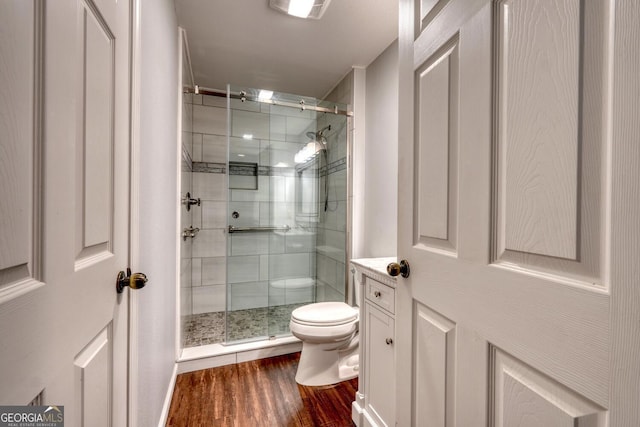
[374,291,381,298]
[385,338,393,345]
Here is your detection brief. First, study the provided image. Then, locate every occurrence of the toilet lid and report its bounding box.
[291,302,358,326]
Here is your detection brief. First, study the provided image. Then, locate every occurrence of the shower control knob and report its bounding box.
[182,226,200,241]
[116,268,148,294]
[387,260,410,278]
[182,192,201,211]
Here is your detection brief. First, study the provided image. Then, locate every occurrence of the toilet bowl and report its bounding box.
[290,301,359,386]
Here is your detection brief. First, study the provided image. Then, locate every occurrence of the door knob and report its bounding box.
[116,268,148,294]
[387,260,410,278]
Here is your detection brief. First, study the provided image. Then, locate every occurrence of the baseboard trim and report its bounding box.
[158,363,178,427]
[177,341,302,374]
[352,391,365,426]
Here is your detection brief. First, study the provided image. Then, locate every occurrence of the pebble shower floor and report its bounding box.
[184,303,306,347]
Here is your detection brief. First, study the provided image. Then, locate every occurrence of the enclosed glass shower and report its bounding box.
[181,85,350,348]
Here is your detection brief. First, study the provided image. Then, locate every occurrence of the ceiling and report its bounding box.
[174,0,398,99]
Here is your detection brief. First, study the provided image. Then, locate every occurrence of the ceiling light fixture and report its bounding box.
[287,0,313,18]
[269,0,332,20]
[258,90,273,101]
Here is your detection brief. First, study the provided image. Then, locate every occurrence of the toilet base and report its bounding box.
[295,342,359,386]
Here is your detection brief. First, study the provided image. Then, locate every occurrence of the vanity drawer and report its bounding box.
[365,278,395,314]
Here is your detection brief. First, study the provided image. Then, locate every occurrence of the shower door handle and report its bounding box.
[228,225,290,233]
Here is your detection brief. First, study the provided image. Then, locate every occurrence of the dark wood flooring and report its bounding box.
[166,352,358,427]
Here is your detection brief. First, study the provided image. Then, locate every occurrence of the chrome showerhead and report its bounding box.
[306,125,332,142]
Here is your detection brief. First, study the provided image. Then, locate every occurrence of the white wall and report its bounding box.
[363,40,399,257]
[351,67,366,259]
[136,0,179,425]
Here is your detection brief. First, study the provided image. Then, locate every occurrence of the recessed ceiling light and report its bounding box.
[237,154,246,157]
[287,0,313,18]
[243,134,253,140]
[258,90,273,101]
[269,0,332,20]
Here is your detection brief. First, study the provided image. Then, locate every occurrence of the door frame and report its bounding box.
[607,2,640,423]
[128,0,142,424]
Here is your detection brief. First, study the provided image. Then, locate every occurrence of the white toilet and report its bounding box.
[289,285,360,386]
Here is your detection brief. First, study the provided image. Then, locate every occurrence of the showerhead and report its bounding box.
[319,124,331,134]
[297,125,332,212]
[306,125,332,142]
[295,125,331,164]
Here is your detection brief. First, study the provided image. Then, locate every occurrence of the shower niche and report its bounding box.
[182,85,350,348]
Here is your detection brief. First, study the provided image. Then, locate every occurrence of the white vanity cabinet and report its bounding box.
[351,258,397,427]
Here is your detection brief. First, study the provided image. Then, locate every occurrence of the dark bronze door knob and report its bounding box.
[387,260,410,278]
[116,268,148,293]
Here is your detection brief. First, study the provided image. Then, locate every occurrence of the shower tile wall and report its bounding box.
[188,94,321,314]
[189,94,227,314]
[314,72,353,303]
[315,114,348,302]
[179,40,194,349]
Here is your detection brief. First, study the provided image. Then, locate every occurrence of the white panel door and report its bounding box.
[0,0,131,425]
[396,0,640,425]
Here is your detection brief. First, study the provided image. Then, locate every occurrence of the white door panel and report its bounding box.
[0,0,131,425]
[0,0,43,303]
[397,0,639,425]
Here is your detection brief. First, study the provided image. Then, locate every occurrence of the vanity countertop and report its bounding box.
[351,257,397,287]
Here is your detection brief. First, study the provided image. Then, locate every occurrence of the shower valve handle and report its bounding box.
[182,192,201,211]
[182,226,200,241]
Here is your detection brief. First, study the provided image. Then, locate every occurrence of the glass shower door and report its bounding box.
[265,99,320,338]
[225,86,270,343]
[225,86,348,343]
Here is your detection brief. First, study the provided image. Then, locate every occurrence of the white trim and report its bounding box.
[178,339,302,374]
[351,67,366,259]
[180,29,195,88]
[175,27,185,364]
[157,363,178,427]
[128,0,142,425]
[351,391,365,426]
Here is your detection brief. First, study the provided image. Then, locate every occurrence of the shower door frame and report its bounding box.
[219,85,353,344]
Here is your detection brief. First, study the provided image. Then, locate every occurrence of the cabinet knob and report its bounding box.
[374,291,381,298]
[387,260,410,278]
[385,338,393,345]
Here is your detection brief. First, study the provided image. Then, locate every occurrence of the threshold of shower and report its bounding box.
[177,335,302,374]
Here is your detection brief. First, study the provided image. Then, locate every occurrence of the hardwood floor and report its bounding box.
[166,352,358,427]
